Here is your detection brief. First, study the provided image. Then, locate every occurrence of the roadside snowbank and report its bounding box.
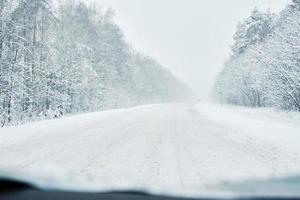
[196,103,300,153]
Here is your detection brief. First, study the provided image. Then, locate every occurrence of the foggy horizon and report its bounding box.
[78,0,288,98]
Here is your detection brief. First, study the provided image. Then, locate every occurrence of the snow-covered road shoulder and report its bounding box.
[196,103,300,153]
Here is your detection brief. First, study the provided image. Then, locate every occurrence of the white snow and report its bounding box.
[1,103,300,197]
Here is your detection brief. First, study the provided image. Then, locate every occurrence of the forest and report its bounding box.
[0,0,191,127]
[212,0,300,111]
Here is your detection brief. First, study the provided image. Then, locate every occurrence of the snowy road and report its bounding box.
[1,103,300,191]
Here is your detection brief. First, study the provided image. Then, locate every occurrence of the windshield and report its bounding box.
[1,0,300,198]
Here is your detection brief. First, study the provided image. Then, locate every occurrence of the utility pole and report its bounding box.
[219,92,223,106]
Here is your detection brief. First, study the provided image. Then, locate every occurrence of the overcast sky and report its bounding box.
[85,0,288,98]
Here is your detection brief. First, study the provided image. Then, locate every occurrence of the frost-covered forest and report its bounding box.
[0,0,191,127]
[212,0,300,111]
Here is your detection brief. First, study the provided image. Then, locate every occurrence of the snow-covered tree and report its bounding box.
[212,2,300,111]
[0,0,191,127]
[232,7,276,55]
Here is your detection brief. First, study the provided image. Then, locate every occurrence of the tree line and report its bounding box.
[0,0,191,127]
[212,0,300,111]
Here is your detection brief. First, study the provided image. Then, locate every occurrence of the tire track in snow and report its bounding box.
[2,103,300,190]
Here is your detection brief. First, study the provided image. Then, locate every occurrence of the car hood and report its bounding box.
[1,169,300,199]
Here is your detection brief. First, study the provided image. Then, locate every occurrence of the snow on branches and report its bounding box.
[212,4,300,111]
[0,0,191,126]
